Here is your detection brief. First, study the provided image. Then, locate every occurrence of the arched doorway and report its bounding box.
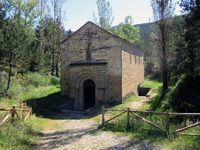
[83,79,95,110]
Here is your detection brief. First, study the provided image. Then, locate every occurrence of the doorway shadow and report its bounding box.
[25,92,102,120]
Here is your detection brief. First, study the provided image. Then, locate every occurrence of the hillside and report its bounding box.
[135,22,155,42]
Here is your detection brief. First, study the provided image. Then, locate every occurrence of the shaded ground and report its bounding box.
[26,92,74,119]
[36,112,166,150]
[35,91,167,150]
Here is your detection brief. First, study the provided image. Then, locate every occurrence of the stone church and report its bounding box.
[60,21,144,110]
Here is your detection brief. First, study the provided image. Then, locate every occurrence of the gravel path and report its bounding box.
[36,93,167,150]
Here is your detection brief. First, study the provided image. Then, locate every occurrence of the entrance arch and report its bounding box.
[83,79,95,110]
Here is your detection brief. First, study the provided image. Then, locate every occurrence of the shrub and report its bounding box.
[0,122,38,150]
[0,75,7,94]
[23,73,51,87]
[50,76,60,85]
[170,74,200,112]
[0,72,60,99]
[7,82,23,98]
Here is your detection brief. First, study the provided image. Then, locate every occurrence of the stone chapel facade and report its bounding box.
[60,21,144,110]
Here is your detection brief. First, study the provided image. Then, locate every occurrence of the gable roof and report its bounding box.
[61,21,144,55]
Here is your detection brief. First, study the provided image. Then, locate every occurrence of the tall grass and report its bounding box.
[103,78,200,149]
[0,72,60,99]
[0,116,43,150]
[0,85,60,149]
[0,72,62,149]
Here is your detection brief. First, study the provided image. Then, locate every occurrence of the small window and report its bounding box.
[130,54,131,64]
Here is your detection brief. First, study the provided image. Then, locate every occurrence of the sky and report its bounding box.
[62,0,181,31]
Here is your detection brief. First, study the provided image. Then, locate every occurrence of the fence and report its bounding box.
[102,106,200,137]
[0,103,32,126]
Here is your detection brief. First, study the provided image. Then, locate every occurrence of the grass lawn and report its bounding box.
[0,85,61,150]
[0,85,60,108]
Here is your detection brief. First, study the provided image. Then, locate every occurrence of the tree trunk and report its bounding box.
[51,50,55,76]
[160,24,168,93]
[6,51,13,92]
[160,0,168,94]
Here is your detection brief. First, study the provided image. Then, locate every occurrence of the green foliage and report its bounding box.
[168,16,186,76]
[180,0,200,73]
[112,16,140,44]
[35,16,65,75]
[103,84,200,149]
[150,74,200,112]
[0,75,7,94]
[140,79,162,89]
[149,75,185,111]
[0,122,38,150]
[166,136,200,150]
[7,82,23,98]
[0,84,62,149]
[23,73,51,87]
[0,73,60,99]
[169,74,200,112]
[50,76,60,85]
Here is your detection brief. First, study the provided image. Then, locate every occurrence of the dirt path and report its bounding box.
[36,94,166,150]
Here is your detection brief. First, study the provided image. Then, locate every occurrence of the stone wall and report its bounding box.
[121,42,144,98]
[60,21,144,110]
[60,22,123,110]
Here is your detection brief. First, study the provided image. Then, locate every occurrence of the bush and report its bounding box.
[50,76,60,85]
[23,73,51,87]
[170,74,200,112]
[7,81,23,98]
[0,72,60,99]
[0,75,7,94]
[150,73,200,112]
[0,121,38,150]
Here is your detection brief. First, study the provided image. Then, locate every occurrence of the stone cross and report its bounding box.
[85,30,92,61]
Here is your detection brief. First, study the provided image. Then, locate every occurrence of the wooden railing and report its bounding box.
[0,103,32,126]
[102,106,200,137]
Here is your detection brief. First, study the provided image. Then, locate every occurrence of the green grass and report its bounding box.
[103,78,200,150]
[0,83,61,149]
[112,95,141,110]
[140,79,162,89]
[0,85,60,108]
[0,118,40,150]
[0,73,60,99]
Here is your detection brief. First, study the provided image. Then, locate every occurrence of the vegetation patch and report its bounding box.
[150,74,200,112]
[0,73,60,99]
[0,117,41,150]
[140,79,162,90]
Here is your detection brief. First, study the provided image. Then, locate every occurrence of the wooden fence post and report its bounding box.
[126,108,130,130]
[30,107,32,116]
[102,106,105,126]
[165,111,170,137]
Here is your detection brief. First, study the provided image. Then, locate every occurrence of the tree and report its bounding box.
[50,0,65,76]
[0,1,7,71]
[1,0,38,92]
[168,16,186,75]
[93,0,114,30]
[180,0,200,73]
[35,16,65,75]
[151,0,174,94]
[112,16,140,44]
